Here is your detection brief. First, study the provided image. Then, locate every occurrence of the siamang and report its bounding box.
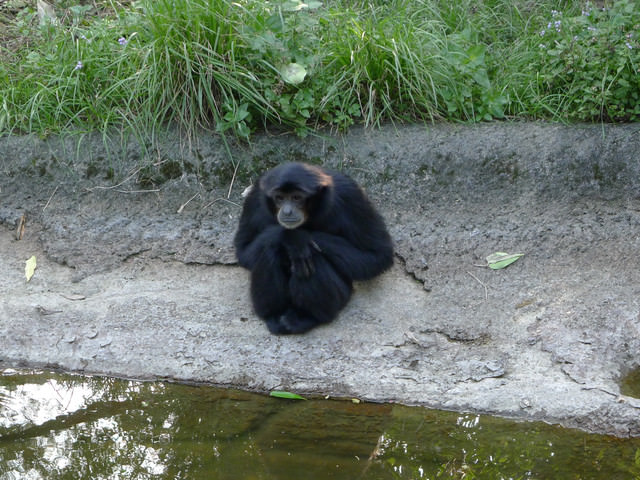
[234,162,393,334]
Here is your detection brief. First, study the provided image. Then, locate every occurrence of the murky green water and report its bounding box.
[1,369,639,480]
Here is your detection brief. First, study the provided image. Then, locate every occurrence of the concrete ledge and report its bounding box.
[1,122,639,436]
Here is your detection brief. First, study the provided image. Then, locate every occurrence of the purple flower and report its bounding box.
[74,61,83,70]
[118,37,128,46]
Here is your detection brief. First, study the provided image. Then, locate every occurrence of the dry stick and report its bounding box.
[114,189,160,194]
[42,184,60,212]
[84,166,162,194]
[85,166,143,192]
[227,160,241,199]
[201,197,241,210]
[467,270,489,301]
[177,192,200,214]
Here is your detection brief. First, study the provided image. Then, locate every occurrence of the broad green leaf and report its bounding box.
[25,255,37,282]
[486,252,523,270]
[283,1,321,11]
[270,391,306,400]
[37,0,57,25]
[280,63,307,85]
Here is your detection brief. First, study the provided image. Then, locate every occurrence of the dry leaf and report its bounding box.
[25,256,37,282]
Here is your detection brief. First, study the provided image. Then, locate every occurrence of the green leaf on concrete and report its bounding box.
[486,252,523,270]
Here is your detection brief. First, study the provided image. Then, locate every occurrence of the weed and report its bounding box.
[534,0,640,121]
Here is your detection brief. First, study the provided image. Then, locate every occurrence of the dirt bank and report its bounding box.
[1,123,639,437]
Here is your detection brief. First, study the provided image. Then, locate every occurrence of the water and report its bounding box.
[1,369,639,479]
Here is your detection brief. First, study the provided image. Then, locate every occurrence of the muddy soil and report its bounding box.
[1,122,639,437]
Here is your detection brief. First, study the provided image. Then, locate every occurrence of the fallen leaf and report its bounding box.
[486,252,524,270]
[269,391,306,400]
[25,256,37,282]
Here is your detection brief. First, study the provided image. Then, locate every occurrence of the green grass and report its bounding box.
[0,0,639,141]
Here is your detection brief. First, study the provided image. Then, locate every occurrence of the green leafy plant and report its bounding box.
[441,29,508,121]
[1,0,640,143]
[534,0,640,121]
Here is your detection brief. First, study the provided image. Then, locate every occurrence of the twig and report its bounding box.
[114,189,160,194]
[467,270,489,301]
[227,160,241,199]
[42,184,60,212]
[85,166,142,192]
[177,192,200,214]
[201,197,241,210]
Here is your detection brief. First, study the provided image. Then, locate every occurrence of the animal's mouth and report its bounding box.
[278,212,305,229]
[280,218,304,229]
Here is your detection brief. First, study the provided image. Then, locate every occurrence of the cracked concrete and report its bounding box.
[1,122,639,437]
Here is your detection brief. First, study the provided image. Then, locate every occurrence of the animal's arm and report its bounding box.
[311,231,393,281]
[234,189,283,270]
[310,179,393,280]
[235,224,283,270]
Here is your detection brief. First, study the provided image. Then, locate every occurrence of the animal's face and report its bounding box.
[271,188,308,229]
[259,162,335,229]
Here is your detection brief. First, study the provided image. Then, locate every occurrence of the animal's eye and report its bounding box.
[274,194,284,203]
[291,193,304,203]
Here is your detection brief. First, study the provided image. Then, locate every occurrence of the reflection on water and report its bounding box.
[1,369,639,479]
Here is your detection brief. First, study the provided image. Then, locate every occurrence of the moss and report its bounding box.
[620,367,640,399]
[592,163,603,183]
[159,160,183,180]
[86,162,100,178]
[482,155,520,182]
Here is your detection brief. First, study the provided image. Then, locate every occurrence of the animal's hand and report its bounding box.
[283,230,319,278]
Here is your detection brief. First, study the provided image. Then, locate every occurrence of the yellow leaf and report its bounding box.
[25,256,37,282]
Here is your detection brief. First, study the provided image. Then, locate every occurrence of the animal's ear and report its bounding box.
[316,171,333,188]
[316,184,330,196]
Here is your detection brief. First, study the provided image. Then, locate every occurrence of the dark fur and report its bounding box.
[234,162,393,334]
